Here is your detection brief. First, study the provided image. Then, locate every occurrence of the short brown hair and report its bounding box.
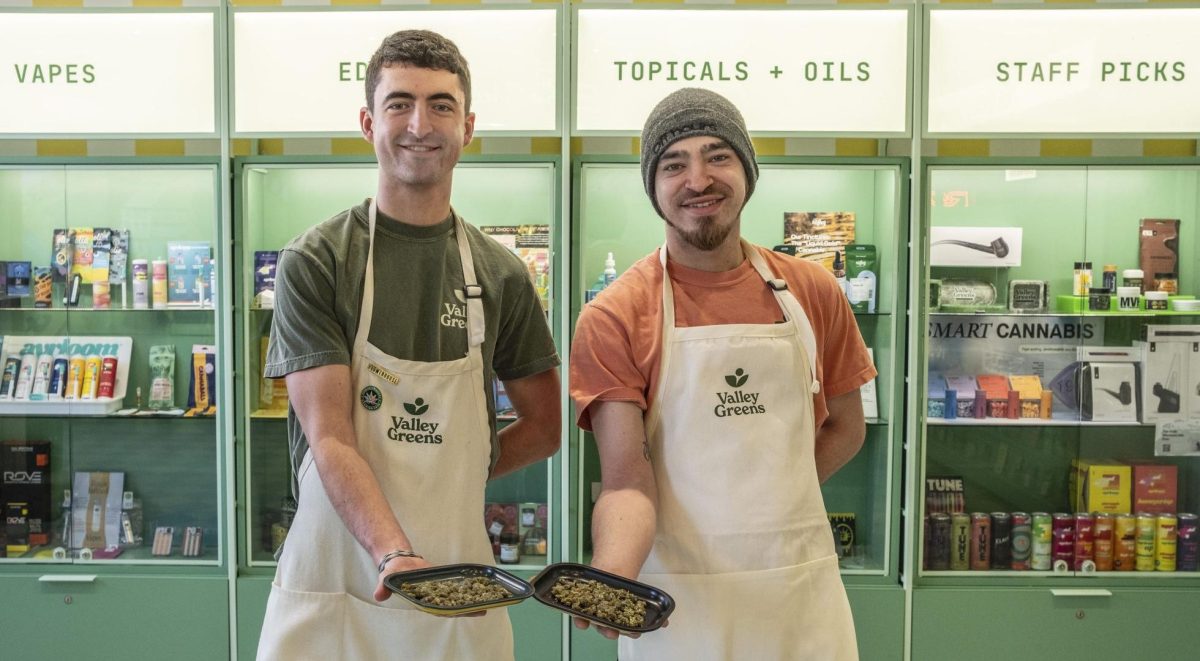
[365,30,472,113]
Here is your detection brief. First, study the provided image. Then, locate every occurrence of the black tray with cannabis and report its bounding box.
[383,563,533,615]
[529,563,674,633]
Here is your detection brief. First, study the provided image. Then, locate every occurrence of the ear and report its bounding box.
[360,106,374,143]
[462,111,476,148]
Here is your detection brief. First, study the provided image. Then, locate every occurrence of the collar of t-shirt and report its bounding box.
[366,201,456,241]
[663,250,758,289]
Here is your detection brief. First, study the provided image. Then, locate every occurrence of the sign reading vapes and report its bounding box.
[0,13,215,135]
[574,9,909,133]
[928,9,1200,134]
[233,10,557,134]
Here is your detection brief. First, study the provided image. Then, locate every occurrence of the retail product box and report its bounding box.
[0,336,132,415]
[1139,325,1200,423]
[1070,459,1131,515]
[927,373,947,419]
[828,512,856,559]
[1075,347,1141,423]
[945,375,978,419]
[254,251,278,309]
[1009,375,1044,419]
[71,471,124,549]
[782,212,856,273]
[1132,464,1178,514]
[930,226,1022,267]
[257,337,288,414]
[925,475,965,514]
[1,440,51,549]
[166,241,213,307]
[4,261,31,297]
[976,374,1011,418]
[1138,218,1179,293]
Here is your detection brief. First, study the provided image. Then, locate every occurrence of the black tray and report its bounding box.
[383,563,533,615]
[529,562,674,633]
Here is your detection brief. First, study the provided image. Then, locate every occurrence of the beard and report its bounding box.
[664,215,735,252]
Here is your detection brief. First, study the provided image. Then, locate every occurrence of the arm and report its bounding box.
[814,387,866,484]
[490,367,561,479]
[584,400,659,639]
[285,364,428,602]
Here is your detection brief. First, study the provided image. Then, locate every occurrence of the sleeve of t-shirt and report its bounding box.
[569,302,647,432]
[264,247,351,378]
[492,257,560,382]
[814,273,877,399]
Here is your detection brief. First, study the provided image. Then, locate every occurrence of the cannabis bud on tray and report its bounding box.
[550,577,647,629]
[399,577,511,608]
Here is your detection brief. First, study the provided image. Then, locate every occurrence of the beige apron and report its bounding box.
[257,200,513,660]
[619,242,858,661]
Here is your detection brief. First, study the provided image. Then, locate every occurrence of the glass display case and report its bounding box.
[233,157,563,572]
[0,160,231,657]
[911,161,1200,657]
[568,156,909,657]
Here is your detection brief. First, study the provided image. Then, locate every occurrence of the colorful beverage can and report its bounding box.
[0,356,20,399]
[65,356,85,400]
[13,353,37,400]
[1155,514,1177,572]
[1075,513,1096,571]
[47,357,68,399]
[970,512,991,570]
[1136,513,1157,572]
[97,357,118,399]
[80,356,102,400]
[1052,513,1075,571]
[92,281,110,310]
[951,512,971,571]
[1177,513,1198,572]
[1031,512,1053,570]
[1114,513,1137,571]
[928,513,951,570]
[1093,513,1114,572]
[1011,512,1032,570]
[990,512,1012,569]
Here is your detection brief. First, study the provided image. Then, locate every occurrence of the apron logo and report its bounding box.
[367,362,399,385]
[360,385,382,411]
[725,368,749,388]
[715,369,765,418]
[441,301,467,329]
[403,397,429,416]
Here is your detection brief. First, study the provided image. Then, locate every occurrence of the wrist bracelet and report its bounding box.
[377,548,422,573]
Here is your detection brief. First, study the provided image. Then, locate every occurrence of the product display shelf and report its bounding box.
[911,160,1200,659]
[569,156,909,659]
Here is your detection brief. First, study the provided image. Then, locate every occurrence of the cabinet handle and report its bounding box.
[38,575,98,584]
[1050,589,1112,598]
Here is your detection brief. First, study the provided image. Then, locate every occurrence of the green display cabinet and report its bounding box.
[910,160,1200,659]
[231,157,566,660]
[567,157,910,660]
[0,159,232,659]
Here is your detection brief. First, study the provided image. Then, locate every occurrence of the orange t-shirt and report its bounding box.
[570,245,877,431]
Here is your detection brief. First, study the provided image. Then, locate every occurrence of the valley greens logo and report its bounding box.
[404,398,429,416]
[360,385,382,411]
[389,397,443,445]
[714,369,765,418]
[725,368,749,388]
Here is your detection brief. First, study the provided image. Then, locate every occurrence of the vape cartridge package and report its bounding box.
[185,345,217,417]
[148,345,176,410]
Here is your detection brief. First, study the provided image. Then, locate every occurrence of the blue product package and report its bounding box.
[5,261,31,297]
[166,241,212,306]
[253,251,278,307]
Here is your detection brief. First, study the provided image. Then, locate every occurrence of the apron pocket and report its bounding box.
[621,555,857,661]
[257,583,346,660]
[342,592,515,661]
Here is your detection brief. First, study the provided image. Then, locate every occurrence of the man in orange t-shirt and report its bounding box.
[569,88,873,660]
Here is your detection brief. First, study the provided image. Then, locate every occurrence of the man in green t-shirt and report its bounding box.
[257,30,560,660]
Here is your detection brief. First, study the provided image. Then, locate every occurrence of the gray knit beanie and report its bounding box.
[640,87,758,219]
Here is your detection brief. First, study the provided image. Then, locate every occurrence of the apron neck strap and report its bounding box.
[353,199,485,352]
[658,240,819,394]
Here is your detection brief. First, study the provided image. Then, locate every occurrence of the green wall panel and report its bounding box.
[236,576,272,661]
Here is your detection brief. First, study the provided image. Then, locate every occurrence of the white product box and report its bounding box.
[930,226,1023,267]
[1075,347,1141,422]
[1139,326,1200,423]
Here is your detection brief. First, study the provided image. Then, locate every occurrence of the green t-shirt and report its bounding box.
[265,199,559,483]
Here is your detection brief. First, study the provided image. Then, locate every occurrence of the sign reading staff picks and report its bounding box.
[928,8,1200,135]
[0,13,216,135]
[575,9,909,134]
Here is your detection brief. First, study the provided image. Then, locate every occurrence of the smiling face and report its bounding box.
[360,64,475,192]
[652,135,747,252]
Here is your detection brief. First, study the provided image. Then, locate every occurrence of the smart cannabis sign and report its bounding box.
[0,13,215,135]
[574,9,909,134]
[927,8,1200,134]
